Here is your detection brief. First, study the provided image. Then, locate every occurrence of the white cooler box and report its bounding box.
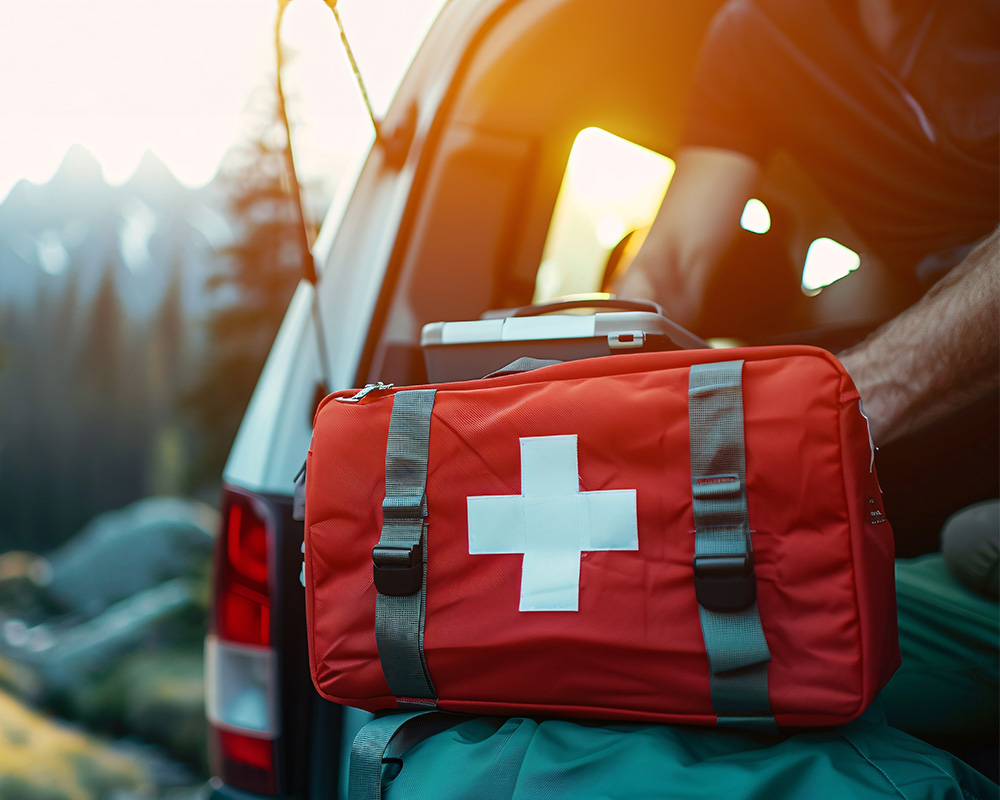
[421,298,709,383]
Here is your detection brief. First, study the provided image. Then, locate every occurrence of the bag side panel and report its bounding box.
[306,399,397,708]
[838,383,901,706]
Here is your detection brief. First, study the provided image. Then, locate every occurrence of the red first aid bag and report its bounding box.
[304,345,899,729]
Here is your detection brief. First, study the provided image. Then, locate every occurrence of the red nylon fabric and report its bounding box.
[304,346,899,727]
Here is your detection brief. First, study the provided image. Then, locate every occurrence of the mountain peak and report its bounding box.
[51,143,104,186]
[127,150,181,192]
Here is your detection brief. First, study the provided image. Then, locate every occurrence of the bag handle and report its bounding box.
[483,356,564,379]
[508,295,663,317]
[349,711,464,800]
[483,296,710,351]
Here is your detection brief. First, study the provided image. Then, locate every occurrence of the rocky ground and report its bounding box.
[0,497,218,800]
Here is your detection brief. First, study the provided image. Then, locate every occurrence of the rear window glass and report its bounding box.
[534,127,674,302]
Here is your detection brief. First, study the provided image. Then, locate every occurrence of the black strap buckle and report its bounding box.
[373,541,423,596]
[694,549,756,612]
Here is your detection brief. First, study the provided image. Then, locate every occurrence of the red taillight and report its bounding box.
[214,490,271,647]
[207,487,279,795]
[227,502,270,586]
[219,585,270,648]
[212,729,276,795]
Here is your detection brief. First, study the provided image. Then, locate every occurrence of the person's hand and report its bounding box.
[611,146,760,329]
[614,252,658,303]
[614,245,709,331]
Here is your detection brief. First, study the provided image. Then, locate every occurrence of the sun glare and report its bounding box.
[0,0,447,203]
[802,237,861,295]
[740,198,771,234]
[278,0,448,196]
[0,0,275,199]
[564,127,676,211]
[536,127,676,301]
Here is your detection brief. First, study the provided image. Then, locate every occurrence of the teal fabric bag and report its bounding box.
[355,708,998,800]
[883,554,999,738]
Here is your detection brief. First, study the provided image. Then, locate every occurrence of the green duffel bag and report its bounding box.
[350,706,998,800]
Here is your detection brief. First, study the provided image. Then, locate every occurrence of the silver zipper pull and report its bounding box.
[337,381,395,403]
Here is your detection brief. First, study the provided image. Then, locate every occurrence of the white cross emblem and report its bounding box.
[467,435,638,611]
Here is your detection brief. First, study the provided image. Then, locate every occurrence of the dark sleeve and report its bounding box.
[680,0,770,162]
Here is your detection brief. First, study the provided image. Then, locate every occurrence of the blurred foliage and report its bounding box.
[0,260,191,552]
[0,273,141,550]
[0,690,150,800]
[0,652,42,701]
[69,650,207,774]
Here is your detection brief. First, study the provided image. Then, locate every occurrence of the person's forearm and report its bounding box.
[839,227,999,445]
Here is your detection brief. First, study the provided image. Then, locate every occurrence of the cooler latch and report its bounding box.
[608,331,646,350]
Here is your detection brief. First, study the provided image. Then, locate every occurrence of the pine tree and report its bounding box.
[144,259,188,496]
[71,263,147,534]
[80,265,124,401]
[182,100,309,487]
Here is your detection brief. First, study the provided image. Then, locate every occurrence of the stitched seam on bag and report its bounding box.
[836,370,867,719]
[837,732,906,798]
[304,456,318,691]
[905,751,983,800]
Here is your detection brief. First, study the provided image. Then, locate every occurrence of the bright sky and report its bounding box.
[0,0,447,204]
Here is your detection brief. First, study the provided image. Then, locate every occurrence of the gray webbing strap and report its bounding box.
[348,711,460,800]
[374,389,437,707]
[688,361,775,732]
